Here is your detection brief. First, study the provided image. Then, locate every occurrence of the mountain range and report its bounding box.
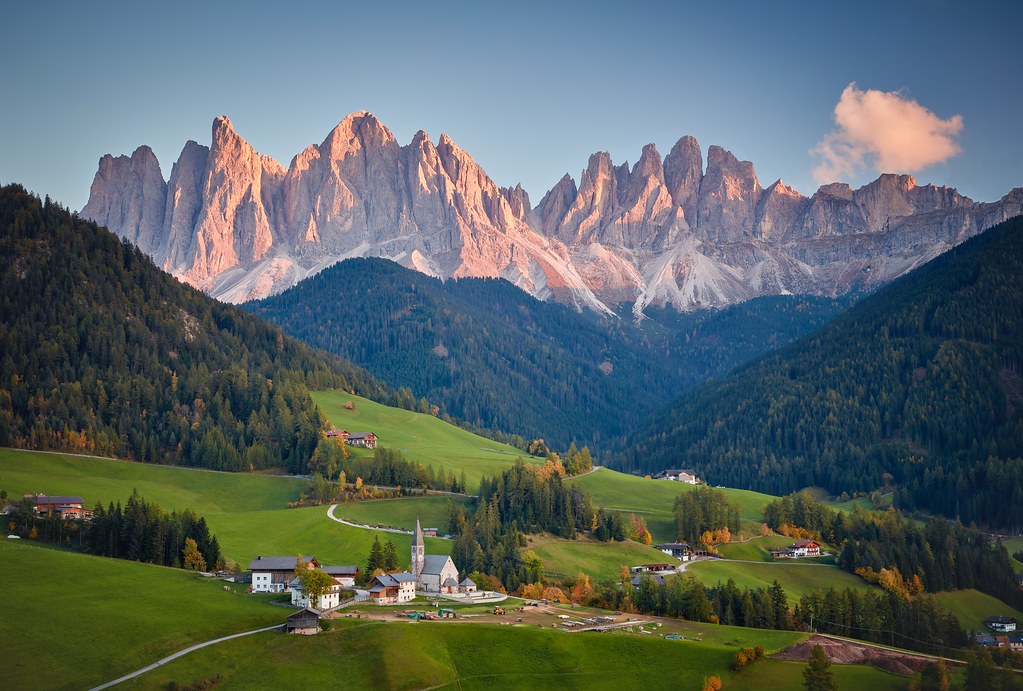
[82,113,1023,314]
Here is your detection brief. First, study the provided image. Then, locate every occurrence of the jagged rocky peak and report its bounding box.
[500,183,532,221]
[663,135,703,222]
[82,145,166,253]
[697,145,762,242]
[536,173,579,237]
[321,110,398,159]
[755,179,810,241]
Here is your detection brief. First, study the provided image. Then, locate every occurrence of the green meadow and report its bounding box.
[331,494,473,533]
[526,535,669,579]
[211,505,451,568]
[687,559,874,601]
[566,468,775,543]
[312,390,540,487]
[0,540,282,691]
[124,618,909,691]
[934,589,1023,632]
[0,447,301,514]
[717,536,836,564]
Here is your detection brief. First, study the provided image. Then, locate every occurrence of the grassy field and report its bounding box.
[210,505,451,568]
[687,559,874,601]
[312,390,540,487]
[122,617,908,690]
[526,535,669,579]
[717,536,836,564]
[934,589,1023,632]
[0,540,283,690]
[0,448,302,514]
[566,468,775,543]
[331,495,473,533]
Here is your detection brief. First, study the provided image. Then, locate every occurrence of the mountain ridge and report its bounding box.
[83,114,1023,312]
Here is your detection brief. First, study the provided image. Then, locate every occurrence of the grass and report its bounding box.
[331,494,473,533]
[526,535,670,579]
[209,505,452,567]
[687,559,874,601]
[0,447,302,514]
[1003,536,1023,574]
[566,468,776,543]
[312,390,541,487]
[0,540,283,690]
[934,589,1023,632]
[125,618,908,690]
[717,536,836,564]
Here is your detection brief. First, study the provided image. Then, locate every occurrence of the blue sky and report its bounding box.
[1,0,1020,211]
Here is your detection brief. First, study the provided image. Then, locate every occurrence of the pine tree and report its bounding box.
[366,536,384,574]
[803,644,837,691]
[382,540,399,572]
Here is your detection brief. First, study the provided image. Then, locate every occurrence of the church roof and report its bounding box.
[442,577,458,587]
[421,554,454,575]
[460,577,476,586]
[414,518,424,549]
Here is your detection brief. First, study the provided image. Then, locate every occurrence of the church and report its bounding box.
[411,518,461,593]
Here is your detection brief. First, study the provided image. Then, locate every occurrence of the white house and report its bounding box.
[323,565,358,588]
[987,616,1018,633]
[248,556,319,593]
[653,542,692,561]
[653,469,700,484]
[368,572,416,604]
[289,574,341,610]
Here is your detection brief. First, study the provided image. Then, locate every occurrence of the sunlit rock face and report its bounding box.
[84,114,1023,313]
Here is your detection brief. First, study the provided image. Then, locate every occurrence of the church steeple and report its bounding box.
[412,517,425,583]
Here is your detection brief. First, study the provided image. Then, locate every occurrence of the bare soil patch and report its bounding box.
[773,634,959,676]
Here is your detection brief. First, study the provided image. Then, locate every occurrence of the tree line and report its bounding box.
[764,491,1023,609]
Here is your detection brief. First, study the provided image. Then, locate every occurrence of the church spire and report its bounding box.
[412,517,425,584]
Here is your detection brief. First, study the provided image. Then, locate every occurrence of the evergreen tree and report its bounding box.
[382,540,399,572]
[803,644,837,691]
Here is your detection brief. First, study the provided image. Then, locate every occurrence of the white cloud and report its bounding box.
[812,83,963,184]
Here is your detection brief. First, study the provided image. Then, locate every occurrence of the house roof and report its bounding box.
[372,574,400,587]
[347,432,376,439]
[248,556,317,571]
[631,573,666,587]
[322,565,358,576]
[792,540,819,548]
[654,543,690,550]
[421,554,454,576]
[986,616,1017,624]
[27,494,84,505]
[391,572,416,583]
[459,578,476,586]
[442,577,458,587]
[287,608,321,620]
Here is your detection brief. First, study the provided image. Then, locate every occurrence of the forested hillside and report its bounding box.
[248,258,847,449]
[622,215,1023,529]
[0,184,391,473]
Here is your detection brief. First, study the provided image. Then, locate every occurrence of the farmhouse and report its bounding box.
[248,555,320,593]
[630,563,677,574]
[653,469,700,484]
[412,518,460,592]
[324,428,348,443]
[289,574,341,611]
[346,432,378,449]
[286,608,321,635]
[369,572,416,604]
[24,494,92,519]
[986,616,1018,633]
[772,539,822,559]
[653,542,692,561]
[322,565,359,588]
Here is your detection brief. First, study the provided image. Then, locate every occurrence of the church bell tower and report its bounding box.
[412,517,425,584]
